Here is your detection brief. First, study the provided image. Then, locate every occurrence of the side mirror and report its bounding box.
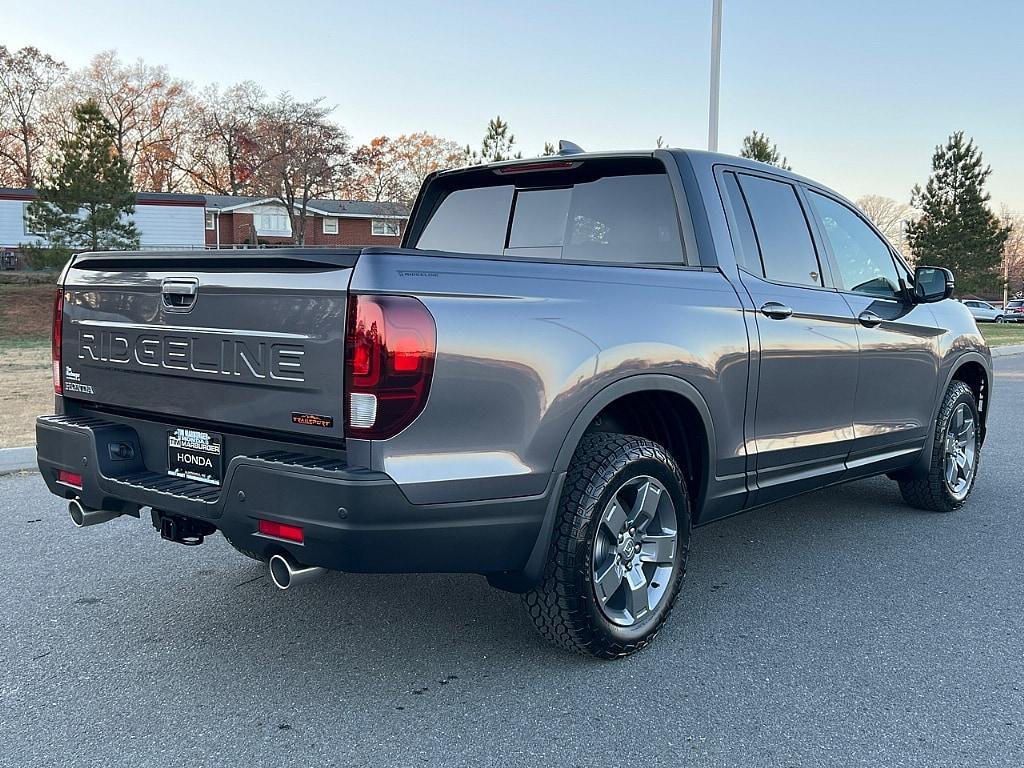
[913,266,954,303]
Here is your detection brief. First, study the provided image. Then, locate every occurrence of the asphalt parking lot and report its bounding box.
[2,356,1023,768]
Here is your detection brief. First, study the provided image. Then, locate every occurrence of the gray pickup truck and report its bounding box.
[37,148,990,658]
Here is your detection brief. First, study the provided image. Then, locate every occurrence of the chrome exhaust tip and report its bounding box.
[68,498,120,528]
[268,552,325,590]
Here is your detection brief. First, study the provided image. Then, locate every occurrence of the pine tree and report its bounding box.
[464,116,523,165]
[906,131,1009,296]
[27,100,139,251]
[739,130,791,170]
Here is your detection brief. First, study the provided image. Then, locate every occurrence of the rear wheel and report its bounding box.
[898,380,980,513]
[522,433,691,658]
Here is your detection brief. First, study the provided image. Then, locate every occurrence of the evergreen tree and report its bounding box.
[464,116,523,165]
[27,100,139,251]
[906,131,1009,295]
[739,130,791,170]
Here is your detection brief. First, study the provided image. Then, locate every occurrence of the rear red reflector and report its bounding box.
[258,519,304,543]
[58,470,82,488]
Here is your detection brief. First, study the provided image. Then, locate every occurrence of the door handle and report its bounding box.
[760,301,793,320]
[858,310,883,328]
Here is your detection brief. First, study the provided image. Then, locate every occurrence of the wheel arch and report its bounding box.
[553,375,717,519]
[491,375,716,594]
[948,354,990,444]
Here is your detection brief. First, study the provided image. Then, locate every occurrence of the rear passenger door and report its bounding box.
[804,189,939,469]
[719,170,860,504]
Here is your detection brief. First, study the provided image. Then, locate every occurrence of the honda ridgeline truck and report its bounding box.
[36,147,991,658]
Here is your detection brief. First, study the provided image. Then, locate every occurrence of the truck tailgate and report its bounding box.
[59,251,355,441]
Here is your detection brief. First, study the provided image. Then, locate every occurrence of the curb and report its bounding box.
[991,343,1024,358]
[0,446,36,475]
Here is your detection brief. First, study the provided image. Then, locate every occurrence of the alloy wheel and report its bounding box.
[943,402,977,500]
[591,475,678,627]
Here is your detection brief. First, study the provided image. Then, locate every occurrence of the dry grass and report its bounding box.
[0,344,51,448]
[0,283,54,344]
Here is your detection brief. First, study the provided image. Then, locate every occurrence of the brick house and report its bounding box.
[0,188,409,269]
[203,196,408,248]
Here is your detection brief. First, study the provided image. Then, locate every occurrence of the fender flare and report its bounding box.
[492,375,717,593]
[904,350,991,478]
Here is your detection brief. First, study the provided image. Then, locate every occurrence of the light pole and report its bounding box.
[708,0,723,152]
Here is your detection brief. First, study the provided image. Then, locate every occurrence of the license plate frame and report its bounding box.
[167,428,223,486]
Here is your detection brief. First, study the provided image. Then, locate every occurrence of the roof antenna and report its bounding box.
[557,140,585,156]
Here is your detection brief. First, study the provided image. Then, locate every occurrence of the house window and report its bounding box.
[23,202,39,237]
[205,211,216,230]
[372,219,401,237]
[256,213,291,234]
[323,217,339,235]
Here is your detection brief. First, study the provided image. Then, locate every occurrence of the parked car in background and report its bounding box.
[961,300,1005,322]
[1004,299,1024,322]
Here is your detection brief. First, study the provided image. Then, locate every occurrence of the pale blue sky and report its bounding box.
[7,1,1023,209]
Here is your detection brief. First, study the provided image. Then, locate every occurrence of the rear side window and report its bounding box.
[720,171,762,274]
[415,185,513,255]
[414,166,684,265]
[737,174,822,287]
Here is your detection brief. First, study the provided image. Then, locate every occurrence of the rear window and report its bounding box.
[413,161,684,265]
[1009,300,1024,308]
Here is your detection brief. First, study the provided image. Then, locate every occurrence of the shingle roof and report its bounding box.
[203,194,408,218]
[0,187,206,206]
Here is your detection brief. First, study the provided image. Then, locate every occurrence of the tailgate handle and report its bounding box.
[162,279,198,311]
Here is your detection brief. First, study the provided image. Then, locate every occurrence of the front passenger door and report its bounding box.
[804,189,940,471]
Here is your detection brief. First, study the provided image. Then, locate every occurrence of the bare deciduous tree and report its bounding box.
[341,132,462,205]
[0,45,67,186]
[183,81,266,195]
[1000,206,1024,301]
[856,194,914,257]
[251,94,351,245]
[78,50,190,189]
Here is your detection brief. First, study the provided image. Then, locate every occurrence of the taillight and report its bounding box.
[344,295,436,439]
[52,289,63,394]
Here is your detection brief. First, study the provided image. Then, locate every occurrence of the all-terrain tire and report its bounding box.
[898,380,981,513]
[522,433,691,659]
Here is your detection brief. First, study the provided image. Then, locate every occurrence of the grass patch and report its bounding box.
[0,338,49,351]
[0,283,54,344]
[979,323,1024,347]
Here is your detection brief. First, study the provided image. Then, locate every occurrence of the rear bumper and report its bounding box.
[36,414,550,575]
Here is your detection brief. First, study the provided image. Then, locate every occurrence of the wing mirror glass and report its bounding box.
[912,266,954,303]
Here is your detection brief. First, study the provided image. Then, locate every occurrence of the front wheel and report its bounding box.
[898,380,981,512]
[522,433,691,658]
[995,315,1006,323]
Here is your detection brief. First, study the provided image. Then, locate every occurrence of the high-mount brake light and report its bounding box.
[52,289,64,394]
[495,160,579,175]
[345,295,436,439]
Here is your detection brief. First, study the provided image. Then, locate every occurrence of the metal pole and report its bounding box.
[708,0,723,152]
